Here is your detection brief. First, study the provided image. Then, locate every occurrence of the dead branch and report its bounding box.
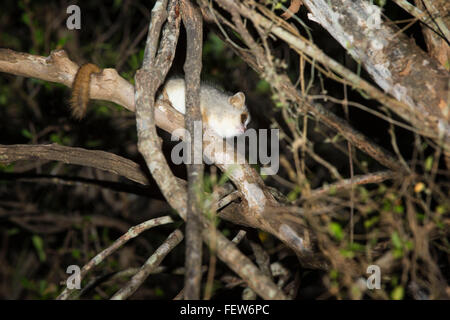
[57,216,174,300]
[111,229,184,300]
[0,143,151,185]
[300,0,449,146]
[301,170,396,201]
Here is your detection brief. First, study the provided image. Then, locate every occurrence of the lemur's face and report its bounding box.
[208,91,250,138]
[209,109,250,138]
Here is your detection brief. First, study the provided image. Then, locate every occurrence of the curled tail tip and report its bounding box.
[70,100,86,120]
[70,87,87,120]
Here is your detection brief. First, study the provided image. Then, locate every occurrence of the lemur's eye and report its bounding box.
[240,113,248,125]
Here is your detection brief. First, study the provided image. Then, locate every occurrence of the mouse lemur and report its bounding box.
[70,64,251,138]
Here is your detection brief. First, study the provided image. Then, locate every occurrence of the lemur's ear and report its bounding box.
[228,92,246,109]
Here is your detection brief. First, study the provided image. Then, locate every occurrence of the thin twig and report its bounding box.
[57,216,174,300]
[391,0,443,36]
[111,229,184,300]
[301,171,395,201]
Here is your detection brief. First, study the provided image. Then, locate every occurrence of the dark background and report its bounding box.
[0,0,448,299]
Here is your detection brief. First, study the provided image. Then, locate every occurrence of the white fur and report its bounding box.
[161,79,250,138]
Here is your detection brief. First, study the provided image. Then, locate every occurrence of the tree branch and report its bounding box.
[134,0,287,299]
[181,0,204,300]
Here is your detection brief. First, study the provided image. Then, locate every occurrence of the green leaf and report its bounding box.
[56,36,69,48]
[71,249,81,260]
[329,269,339,280]
[378,184,387,194]
[329,222,343,241]
[256,80,270,94]
[375,0,386,7]
[348,242,365,252]
[129,53,140,70]
[358,186,369,202]
[364,216,379,229]
[7,228,20,236]
[0,92,7,105]
[32,235,46,262]
[436,205,447,215]
[391,232,403,258]
[405,241,414,250]
[222,229,230,237]
[49,133,71,146]
[382,199,392,212]
[154,286,164,297]
[275,101,285,108]
[424,156,433,171]
[21,277,35,290]
[21,13,30,26]
[0,163,15,173]
[326,185,336,195]
[21,129,32,139]
[35,28,44,47]
[287,186,301,201]
[339,248,354,258]
[38,280,47,295]
[391,232,402,249]
[394,205,404,214]
[391,286,404,300]
[49,133,62,144]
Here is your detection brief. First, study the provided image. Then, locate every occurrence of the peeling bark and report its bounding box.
[302,0,449,148]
